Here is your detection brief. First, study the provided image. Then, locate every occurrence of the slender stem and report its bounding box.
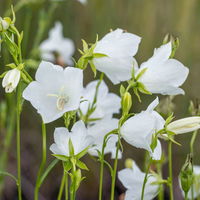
[34,122,46,200]
[57,172,66,200]
[190,130,197,200]
[157,163,164,200]
[141,158,152,200]
[110,134,120,200]
[185,191,188,200]
[98,129,117,200]
[16,82,22,200]
[99,157,104,200]
[168,141,174,200]
[70,163,76,200]
[65,172,68,200]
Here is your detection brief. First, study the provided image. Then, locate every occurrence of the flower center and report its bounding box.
[56,96,68,111]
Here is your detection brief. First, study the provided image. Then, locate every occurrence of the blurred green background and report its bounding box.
[0,0,200,199]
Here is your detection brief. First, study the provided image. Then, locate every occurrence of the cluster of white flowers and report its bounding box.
[2,25,200,200]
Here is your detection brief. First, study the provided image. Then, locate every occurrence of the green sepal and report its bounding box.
[137,82,152,95]
[68,139,75,156]
[52,154,69,162]
[135,68,148,81]
[63,160,72,172]
[93,53,108,58]
[133,87,141,102]
[82,39,88,52]
[76,146,90,159]
[150,134,158,152]
[88,60,96,77]
[165,113,175,127]
[76,160,89,171]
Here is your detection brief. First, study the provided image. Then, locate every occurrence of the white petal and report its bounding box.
[151,139,162,160]
[146,97,159,112]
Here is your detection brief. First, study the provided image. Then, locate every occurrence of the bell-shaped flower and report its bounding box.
[120,97,165,160]
[88,117,121,159]
[50,121,93,157]
[118,160,159,200]
[179,165,200,199]
[93,29,141,84]
[2,68,20,93]
[79,80,121,121]
[23,61,83,123]
[136,42,189,95]
[167,116,200,134]
[40,22,75,65]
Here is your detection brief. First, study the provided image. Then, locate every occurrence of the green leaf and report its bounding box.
[76,160,89,171]
[52,154,69,162]
[68,139,74,156]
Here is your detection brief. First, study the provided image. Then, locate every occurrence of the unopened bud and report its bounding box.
[0,17,11,31]
[2,68,20,93]
[179,154,193,194]
[167,117,200,134]
[125,158,133,169]
[121,92,132,115]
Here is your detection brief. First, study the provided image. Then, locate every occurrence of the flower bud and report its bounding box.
[179,154,193,194]
[0,17,11,31]
[2,68,20,93]
[121,92,132,115]
[125,158,133,169]
[167,117,200,134]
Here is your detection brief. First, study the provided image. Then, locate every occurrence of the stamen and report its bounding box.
[56,97,68,111]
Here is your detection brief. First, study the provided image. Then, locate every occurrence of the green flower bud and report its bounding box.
[125,158,133,169]
[179,154,193,194]
[121,91,132,115]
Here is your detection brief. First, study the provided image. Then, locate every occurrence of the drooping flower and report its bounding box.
[167,116,200,134]
[118,160,159,200]
[93,29,141,84]
[88,117,121,159]
[136,42,189,95]
[120,97,165,160]
[79,80,121,121]
[50,120,93,157]
[2,68,20,93]
[23,61,83,123]
[40,22,75,66]
[179,165,200,199]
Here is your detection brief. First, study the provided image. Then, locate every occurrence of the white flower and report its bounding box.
[88,117,121,159]
[118,161,159,200]
[40,22,75,65]
[79,80,121,120]
[136,42,189,95]
[167,117,200,134]
[50,121,93,156]
[93,29,141,84]
[179,165,200,199]
[23,61,83,123]
[2,68,20,93]
[120,97,165,160]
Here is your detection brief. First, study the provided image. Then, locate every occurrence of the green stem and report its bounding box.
[70,163,76,200]
[168,140,174,200]
[65,172,68,200]
[34,122,46,200]
[98,129,117,200]
[185,191,188,200]
[110,134,120,200]
[190,130,197,200]
[16,82,22,200]
[141,158,152,200]
[57,171,66,200]
[157,163,164,200]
